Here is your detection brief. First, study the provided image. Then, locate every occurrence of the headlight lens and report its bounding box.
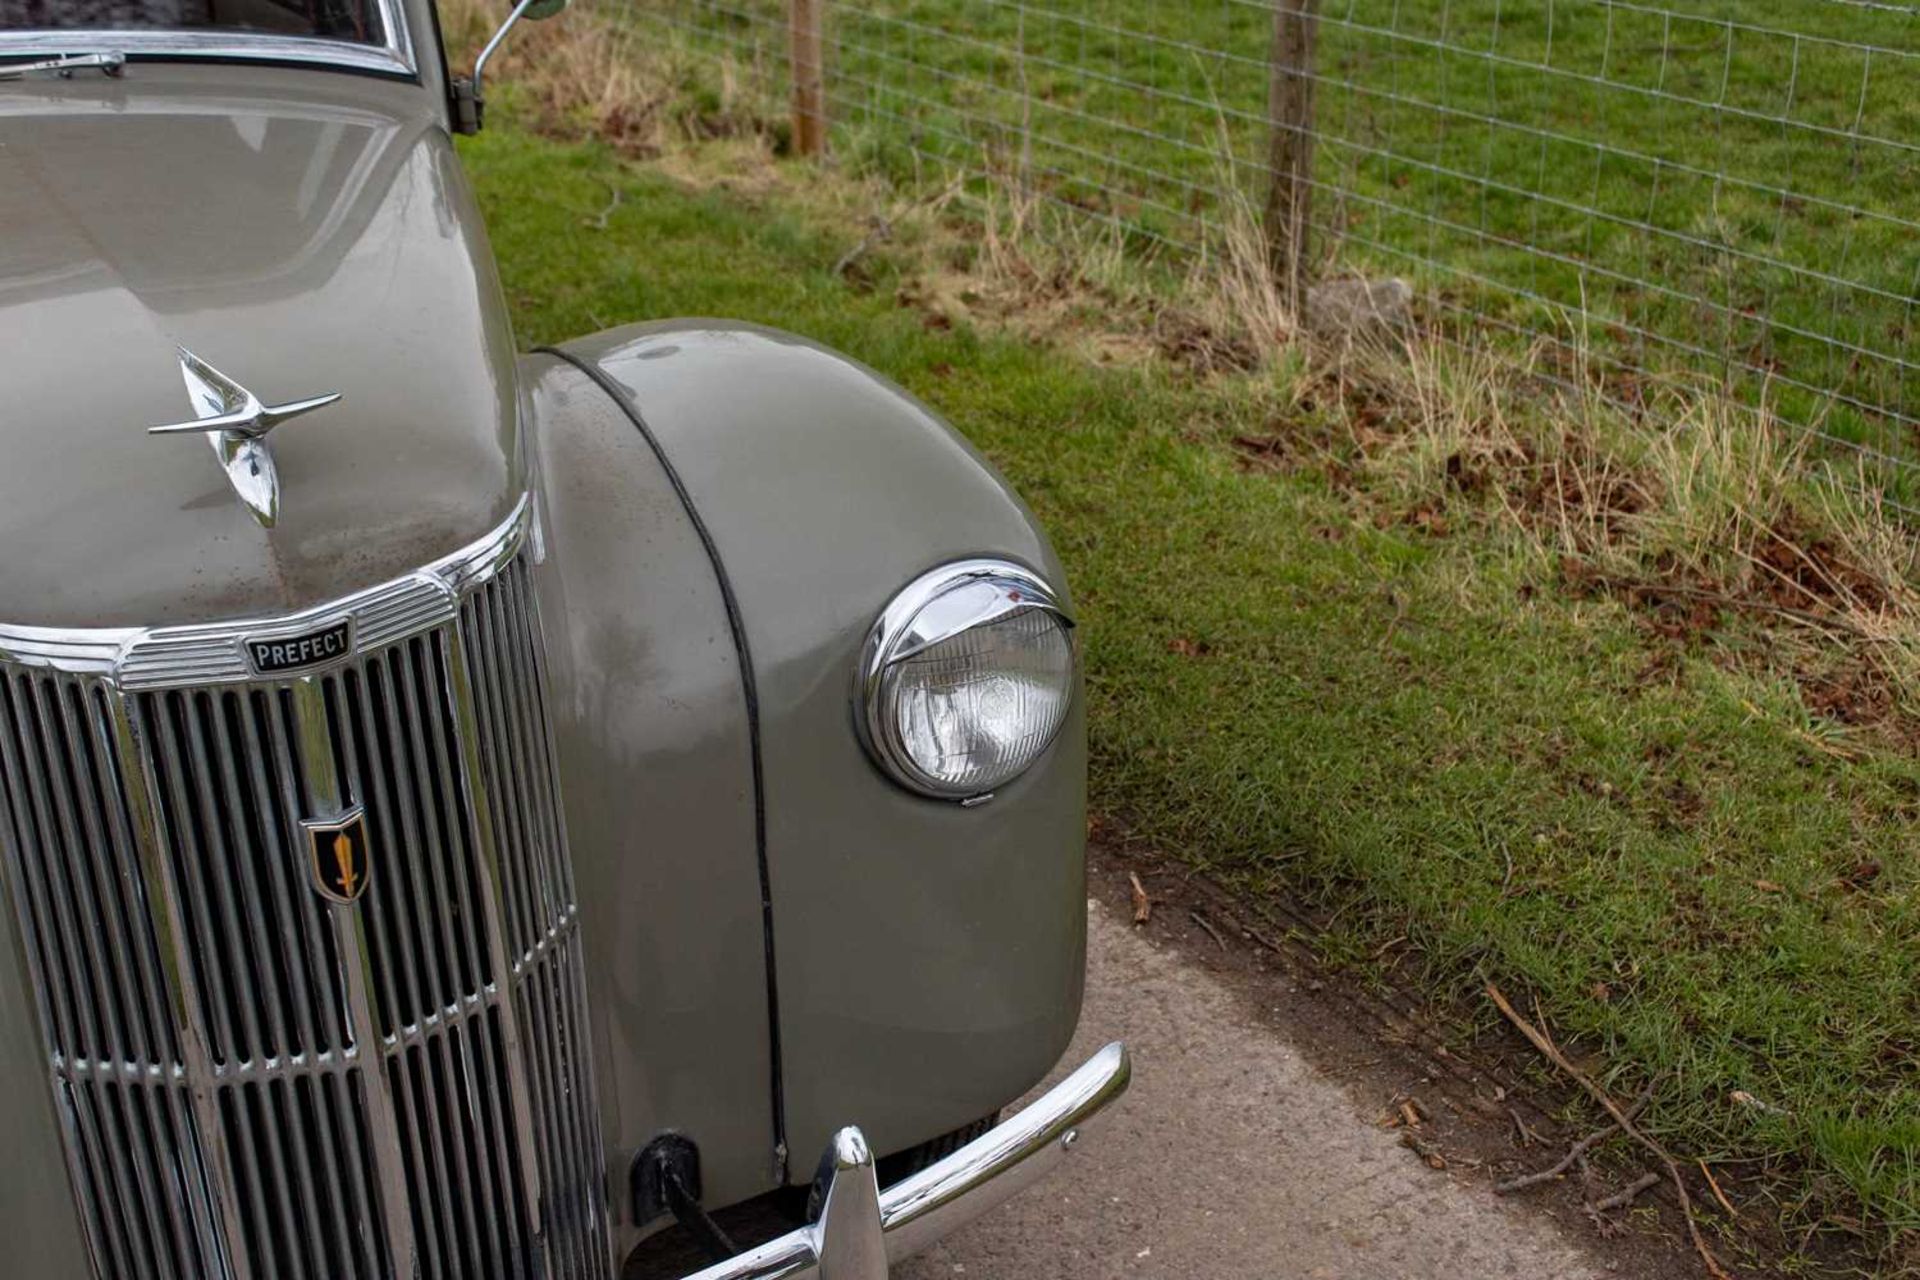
[859,560,1076,799]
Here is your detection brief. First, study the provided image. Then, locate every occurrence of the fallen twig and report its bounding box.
[1486,983,1733,1280]
[1590,1170,1663,1214]
[1699,1160,1739,1221]
[1399,1129,1447,1170]
[1496,1122,1617,1192]
[1188,909,1227,949]
[1495,1078,1656,1193]
[1129,872,1151,925]
[1244,923,1289,957]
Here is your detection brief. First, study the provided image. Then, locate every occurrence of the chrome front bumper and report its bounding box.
[681,1042,1131,1280]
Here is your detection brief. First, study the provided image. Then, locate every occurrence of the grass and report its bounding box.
[448,0,1920,1263]
[631,0,1920,500]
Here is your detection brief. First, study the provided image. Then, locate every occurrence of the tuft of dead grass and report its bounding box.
[440,0,780,158]
[1305,320,1920,734]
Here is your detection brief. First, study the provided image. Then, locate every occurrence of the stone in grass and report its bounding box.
[1307,276,1413,339]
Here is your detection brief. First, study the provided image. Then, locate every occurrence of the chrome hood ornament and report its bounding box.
[148,347,341,528]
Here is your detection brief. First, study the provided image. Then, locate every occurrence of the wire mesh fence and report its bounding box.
[631,0,1920,501]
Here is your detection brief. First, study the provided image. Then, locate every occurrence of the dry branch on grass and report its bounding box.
[1487,983,1733,1280]
[1494,1077,1656,1194]
[1590,1171,1664,1215]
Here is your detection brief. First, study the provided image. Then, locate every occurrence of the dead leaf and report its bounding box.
[1841,859,1883,890]
[1753,880,1784,894]
[1730,1089,1788,1116]
[1129,871,1151,925]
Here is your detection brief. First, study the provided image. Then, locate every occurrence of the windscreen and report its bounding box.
[0,0,387,45]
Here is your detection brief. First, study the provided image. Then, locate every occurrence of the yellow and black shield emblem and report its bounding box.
[304,808,372,904]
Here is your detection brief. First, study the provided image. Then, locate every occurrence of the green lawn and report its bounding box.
[463,117,1920,1253]
[636,0,1920,499]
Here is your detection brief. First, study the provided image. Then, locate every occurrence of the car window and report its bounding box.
[0,0,386,46]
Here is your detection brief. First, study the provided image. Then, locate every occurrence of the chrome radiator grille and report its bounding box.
[0,501,610,1280]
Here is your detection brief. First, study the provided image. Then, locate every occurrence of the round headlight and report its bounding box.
[858,560,1077,800]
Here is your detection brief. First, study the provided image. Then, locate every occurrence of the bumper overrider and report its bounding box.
[681,1042,1131,1280]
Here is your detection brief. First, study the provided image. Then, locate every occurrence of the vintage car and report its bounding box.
[0,1,1129,1276]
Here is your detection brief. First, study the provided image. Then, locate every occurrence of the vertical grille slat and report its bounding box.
[0,513,609,1280]
[0,676,86,1060]
[370,651,464,1029]
[236,696,328,1063]
[391,1046,459,1279]
[66,1079,149,1280]
[508,570,577,913]
[74,685,178,1068]
[153,1082,227,1278]
[496,581,565,936]
[555,946,605,1278]
[285,1074,352,1279]
[39,681,136,1069]
[54,1079,121,1278]
[467,586,539,964]
[330,1070,394,1280]
[183,693,276,1064]
[147,692,245,1068]
[116,1086,178,1278]
[95,1079,170,1280]
[10,675,112,1063]
[461,1013,531,1273]
[220,1084,291,1278]
[340,668,429,1039]
[461,560,611,1277]
[205,696,299,1063]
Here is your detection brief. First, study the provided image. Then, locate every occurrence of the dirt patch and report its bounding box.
[1751,513,1892,616]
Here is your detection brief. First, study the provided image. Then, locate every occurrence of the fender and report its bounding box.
[519,350,776,1248]
[542,321,1088,1186]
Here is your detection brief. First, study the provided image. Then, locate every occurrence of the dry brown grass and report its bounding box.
[1308,325,1920,731]
[440,0,782,157]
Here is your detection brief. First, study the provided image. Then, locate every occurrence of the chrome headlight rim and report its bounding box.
[857,558,1077,801]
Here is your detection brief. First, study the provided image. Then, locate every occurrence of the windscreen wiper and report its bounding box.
[0,52,126,82]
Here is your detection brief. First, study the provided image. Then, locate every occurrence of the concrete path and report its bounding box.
[898,901,1613,1280]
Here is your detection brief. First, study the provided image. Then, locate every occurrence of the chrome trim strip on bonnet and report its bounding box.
[0,495,529,689]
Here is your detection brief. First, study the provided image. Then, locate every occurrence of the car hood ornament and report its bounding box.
[148,347,341,528]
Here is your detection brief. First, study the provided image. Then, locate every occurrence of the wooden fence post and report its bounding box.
[1263,0,1320,320]
[789,0,827,157]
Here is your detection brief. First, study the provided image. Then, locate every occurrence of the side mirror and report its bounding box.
[451,0,569,135]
